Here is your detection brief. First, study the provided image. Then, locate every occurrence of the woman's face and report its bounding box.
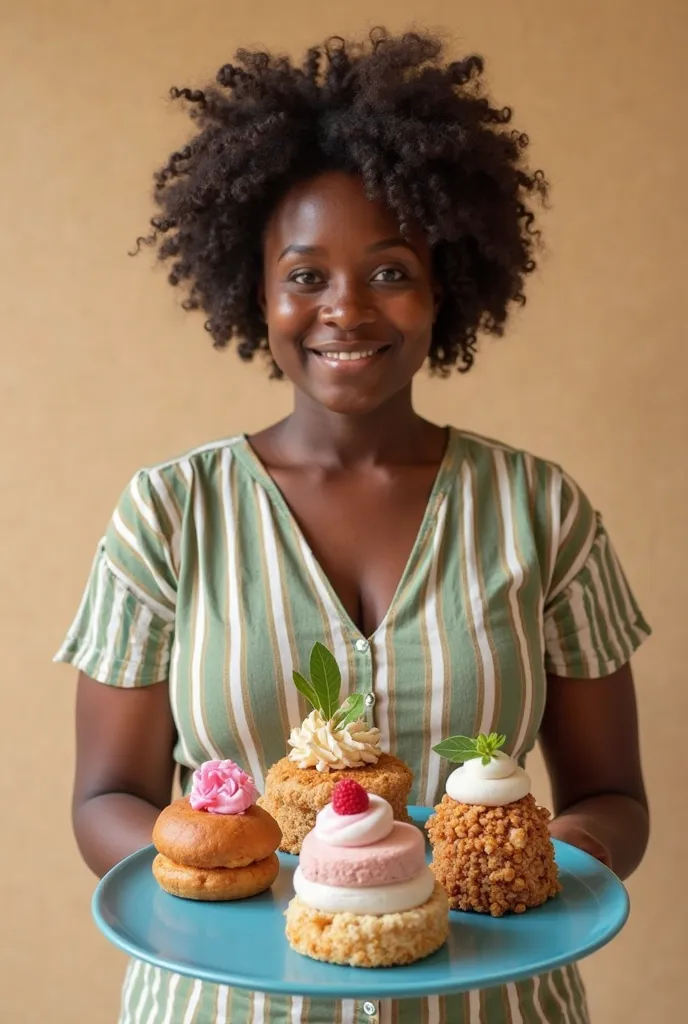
[261,171,438,416]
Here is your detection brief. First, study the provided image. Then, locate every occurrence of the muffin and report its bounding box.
[152,759,281,901]
[260,642,413,853]
[426,733,561,916]
[285,779,448,967]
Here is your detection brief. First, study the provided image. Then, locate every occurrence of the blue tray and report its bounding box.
[92,807,629,1000]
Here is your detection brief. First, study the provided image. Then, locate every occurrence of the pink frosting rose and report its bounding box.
[189,759,258,814]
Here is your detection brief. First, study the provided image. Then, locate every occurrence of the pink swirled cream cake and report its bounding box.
[285,779,448,967]
[427,733,561,916]
[260,643,413,854]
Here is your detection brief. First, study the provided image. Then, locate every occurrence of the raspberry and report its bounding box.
[332,778,370,815]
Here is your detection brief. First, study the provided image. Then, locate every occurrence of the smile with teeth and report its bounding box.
[309,348,386,362]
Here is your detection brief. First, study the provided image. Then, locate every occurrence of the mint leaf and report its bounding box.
[434,732,508,764]
[432,736,480,763]
[476,736,491,758]
[476,732,506,757]
[292,670,321,713]
[309,642,341,720]
[332,693,365,729]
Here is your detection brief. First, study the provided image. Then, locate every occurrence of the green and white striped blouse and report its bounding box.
[55,427,650,1024]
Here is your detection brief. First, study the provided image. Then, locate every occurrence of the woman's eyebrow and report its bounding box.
[366,237,418,255]
[278,237,417,262]
[278,243,325,262]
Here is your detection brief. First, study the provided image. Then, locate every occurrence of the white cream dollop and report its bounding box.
[288,709,382,773]
[293,865,435,915]
[314,794,394,847]
[445,751,531,807]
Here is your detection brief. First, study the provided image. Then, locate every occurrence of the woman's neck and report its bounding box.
[261,387,445,471]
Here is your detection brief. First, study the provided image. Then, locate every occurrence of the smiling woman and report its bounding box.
[56,26,650,1024]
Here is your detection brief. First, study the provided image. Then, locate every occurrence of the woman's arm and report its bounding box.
[539,663,649,880]
[72,672,177,877]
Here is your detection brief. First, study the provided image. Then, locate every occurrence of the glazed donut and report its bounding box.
[152,851,280,901]
[152,798,282,869]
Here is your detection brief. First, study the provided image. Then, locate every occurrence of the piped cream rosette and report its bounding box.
[288,709,382,772]
[445,750,531,806]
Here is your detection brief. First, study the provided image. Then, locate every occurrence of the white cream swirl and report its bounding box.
[446,751,531,807]
[314,794,394,847]
[294,865,435,915]
[288,709,382,773]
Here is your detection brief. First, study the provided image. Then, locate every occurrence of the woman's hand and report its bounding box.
[548,815,613,869]
[539,664,649,880]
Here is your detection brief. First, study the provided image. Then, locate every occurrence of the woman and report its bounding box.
[55,29,650,1024]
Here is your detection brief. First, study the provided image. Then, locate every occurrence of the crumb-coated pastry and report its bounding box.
[427,733,560,916]
[261,752,412,854]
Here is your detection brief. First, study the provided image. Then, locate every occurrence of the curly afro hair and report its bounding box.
[136,28,548,375]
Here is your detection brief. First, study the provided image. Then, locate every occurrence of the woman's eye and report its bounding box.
[290,270,322,286]
[373,267,406,283]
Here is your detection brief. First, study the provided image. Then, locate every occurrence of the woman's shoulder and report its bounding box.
[451,427,564,478]
[124,434,245,493]
[450,427,591,521]
[139,434,246,476]
[110,435,249,533]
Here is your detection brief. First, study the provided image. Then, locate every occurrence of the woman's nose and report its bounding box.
[319,280,377,331]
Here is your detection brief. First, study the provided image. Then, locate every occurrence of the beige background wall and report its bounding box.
[2,1,686,1021]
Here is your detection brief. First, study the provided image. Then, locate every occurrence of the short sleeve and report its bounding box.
[53,470,177,687]
[543,473,651,679]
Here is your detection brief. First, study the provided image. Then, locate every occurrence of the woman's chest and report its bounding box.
[262,464,444,637]
[169,489,550,806]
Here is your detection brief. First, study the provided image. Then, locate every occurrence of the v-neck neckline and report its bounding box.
[233,426,460,642]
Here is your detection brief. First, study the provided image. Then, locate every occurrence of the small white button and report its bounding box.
[355,638,370,653]
[363,1002,377,1018]
[364,693,376,708]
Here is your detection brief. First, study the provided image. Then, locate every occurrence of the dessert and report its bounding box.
[152,759,282,901]
[285,779,448,967]
[260,642,413,853]
[427,732,561,916]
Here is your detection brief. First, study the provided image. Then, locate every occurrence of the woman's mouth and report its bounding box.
[306,346,391,369]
